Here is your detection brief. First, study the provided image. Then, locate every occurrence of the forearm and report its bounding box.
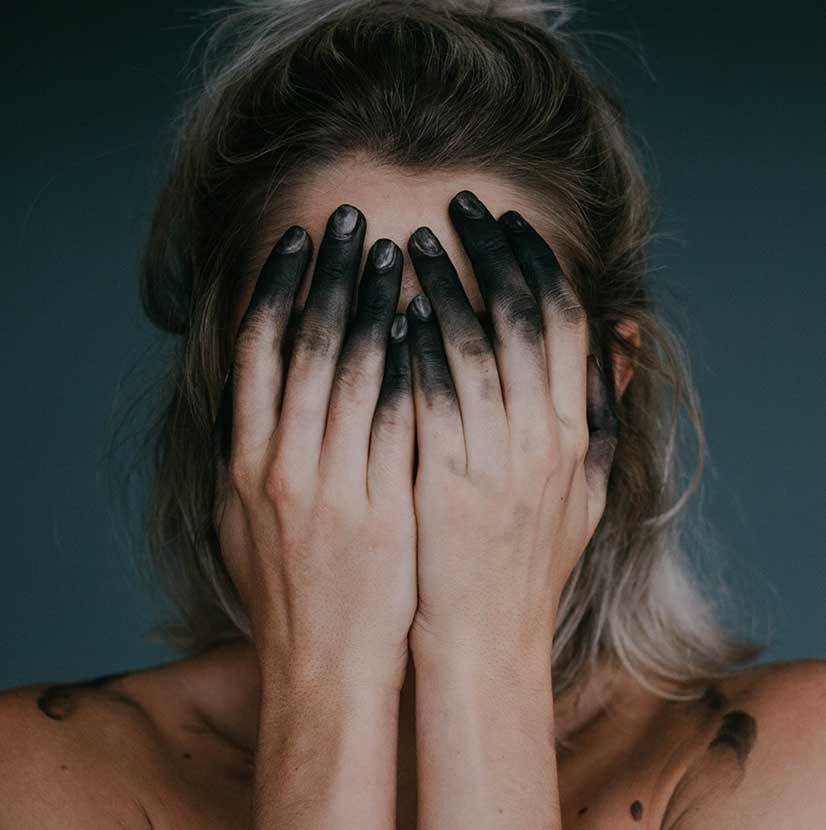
[413,643,560,830]
[251,661,400,830]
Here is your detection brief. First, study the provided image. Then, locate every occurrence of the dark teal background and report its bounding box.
[2,1,824,688]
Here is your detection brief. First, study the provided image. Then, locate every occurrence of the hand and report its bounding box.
[404,190,618,674]
[211,204,417,695]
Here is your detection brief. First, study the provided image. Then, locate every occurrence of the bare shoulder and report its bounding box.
[0,670,180,829]
[662,658,826,829]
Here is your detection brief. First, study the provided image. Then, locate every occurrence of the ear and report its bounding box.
[610,319,640,400]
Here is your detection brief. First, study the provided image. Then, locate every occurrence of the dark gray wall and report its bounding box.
[2,1,824,689]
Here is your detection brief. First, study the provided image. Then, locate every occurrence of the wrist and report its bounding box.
[410,624,553,694]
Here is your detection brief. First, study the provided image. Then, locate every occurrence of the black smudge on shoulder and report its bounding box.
[700,684,727,712]
[630,799,643,820]
[37,669,135,721]
[708,710,757,768]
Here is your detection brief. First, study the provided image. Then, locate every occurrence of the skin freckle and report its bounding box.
[630,799,643,820]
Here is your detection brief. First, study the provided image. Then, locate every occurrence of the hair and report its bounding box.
[113,0,764,702]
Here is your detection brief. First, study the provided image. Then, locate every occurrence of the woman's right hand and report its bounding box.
[211,204,416,696]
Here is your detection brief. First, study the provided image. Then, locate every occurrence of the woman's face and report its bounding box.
[232,156,555,338]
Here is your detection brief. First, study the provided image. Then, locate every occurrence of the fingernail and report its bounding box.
[275,225,307,253]
[412,227,442,256]
[454,190,484,218]
[501,211,526,231]
[372,239,397,271]
[331,204,359,237]
[410,294,432,320]
[390,313,408,342]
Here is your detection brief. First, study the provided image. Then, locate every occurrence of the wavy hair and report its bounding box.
[110,0,763,701]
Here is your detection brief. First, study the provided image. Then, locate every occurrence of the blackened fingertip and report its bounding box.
[409,293,432,321]
[390,313,408,342]
[500,210,527,232]
[275,225,307,253]
[586,355,620,438]
[371,238,398,271]
[411,226,442,256]
[330,204,360,238]
[453,190,485,218]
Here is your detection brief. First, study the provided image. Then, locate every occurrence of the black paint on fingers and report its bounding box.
[498,209,585,325]
[585,355,620,479]
[407,294,459,408]
[586,356,619,436]
[408,226,494,363]
[210,225,311,465]
[348,238,402,344]
[292,203,365,359]
[448,191,544,346]
[376,313,412,409]
[333,238,403,389]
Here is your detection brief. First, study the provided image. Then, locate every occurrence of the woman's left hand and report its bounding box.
[405,189,619,676]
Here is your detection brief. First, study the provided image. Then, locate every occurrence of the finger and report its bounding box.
[406,226,506,464]
[276,204,365,472]
[498,209,588,433]
[367,313,415,501]
[322,238,403,479]
[584,355,620,528]
[405,293,466,476]
[447,190,549,432]
[211,225,311,476]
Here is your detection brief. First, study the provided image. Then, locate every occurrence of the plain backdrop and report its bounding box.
[2,0,824,689]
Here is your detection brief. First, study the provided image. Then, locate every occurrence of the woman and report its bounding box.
[1,0,823,827]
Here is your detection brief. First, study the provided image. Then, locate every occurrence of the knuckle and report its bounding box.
[332,357,370,399]
[263,462,298,506]
[545,277,586,326]
[293,324,336,358]
[227,454,256,497]
[233,312,268,366]
[505,291,543,339]
[457,332,493,361]
[557,298,586,327]
[571,425,590,463]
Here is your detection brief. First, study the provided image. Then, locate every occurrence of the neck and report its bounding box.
[174,638,627,757]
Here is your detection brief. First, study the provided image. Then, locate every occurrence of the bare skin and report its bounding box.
[1,164,824,827]
[1,646,825,828]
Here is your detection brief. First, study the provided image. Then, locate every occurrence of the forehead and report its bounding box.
[235,156,551,333]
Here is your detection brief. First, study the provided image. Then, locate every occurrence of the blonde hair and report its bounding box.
[111,0,762,700]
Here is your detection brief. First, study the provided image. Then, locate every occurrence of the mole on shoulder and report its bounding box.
[708,710,757,767]
[630,800,643,820]
[577,805,588,816]
[37,670,134,721]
